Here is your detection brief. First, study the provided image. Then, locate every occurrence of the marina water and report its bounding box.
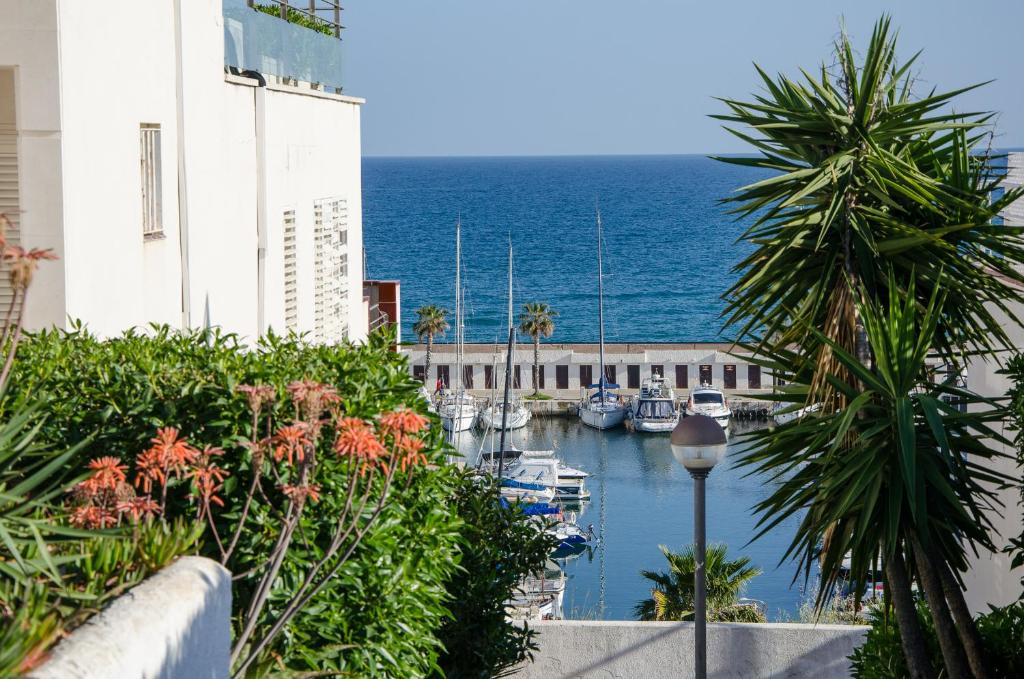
[449,418,808,621]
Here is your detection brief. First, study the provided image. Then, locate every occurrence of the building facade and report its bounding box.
[404,342,775,399]
[0,0,367,342]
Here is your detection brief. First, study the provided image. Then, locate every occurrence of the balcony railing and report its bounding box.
[223,0,345,92]
[248,1,343,39]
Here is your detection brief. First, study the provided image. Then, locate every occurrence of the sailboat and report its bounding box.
[438,217,477,433]
[478,241,531,431]
[578,207,628,430]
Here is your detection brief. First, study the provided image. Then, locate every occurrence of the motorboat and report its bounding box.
[438,390,477,432]
[684,385,731,428]
[771,402,821,425]
[578,206,628,430]
[629,375,679,432]
[509,560,566,620]
[478,397,531,430]
[487,452,591,501]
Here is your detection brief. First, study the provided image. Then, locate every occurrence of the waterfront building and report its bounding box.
[0,0,370,342]
[405,342,775,399]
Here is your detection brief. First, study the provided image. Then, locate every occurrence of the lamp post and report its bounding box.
[670,414,727,679]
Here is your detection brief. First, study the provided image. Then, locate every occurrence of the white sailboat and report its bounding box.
[478,241,531,432]
[579,207,628,430]
[439,218,477,433]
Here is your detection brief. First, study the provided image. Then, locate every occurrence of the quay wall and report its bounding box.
[520,620,867,679]
[402,342,776,401]
[30,557,231,679]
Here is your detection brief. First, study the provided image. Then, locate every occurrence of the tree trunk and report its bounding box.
[425,335,433,388]
[912,536,971,679]
[936,556,989,679]
[533,337,540,396]
[886,548,936,679]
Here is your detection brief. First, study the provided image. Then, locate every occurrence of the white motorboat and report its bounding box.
[483,450,591,500]
[438,391,477,432]
[629,375,679,432]
[578,206,628,430]
[510,560,566,620]
[771,402,821,425]
[684,385,731,428]
[478,397,531,430]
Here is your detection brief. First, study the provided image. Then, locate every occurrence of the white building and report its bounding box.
[0,0,367,342]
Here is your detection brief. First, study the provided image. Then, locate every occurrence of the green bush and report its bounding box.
[850,601,1024,678]
[434,472,557,679]
[254,3,335,36]
[6,325,464,676]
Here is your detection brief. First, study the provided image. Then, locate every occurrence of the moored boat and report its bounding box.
[478,397,531,430]
[629,375,679,432]
[684,385,731,428]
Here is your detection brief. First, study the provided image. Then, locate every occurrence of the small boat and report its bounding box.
[496,455,591,501]
[498,461,559,503]
[629,375,679,432]
[684,385,731,428]
[578,206,628,430]
[418,386,436,414]
[438,390,477,432]
[771,402,821,425]
[478,397,531,430]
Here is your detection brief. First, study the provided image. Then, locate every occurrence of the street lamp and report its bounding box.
[670,414,727,679]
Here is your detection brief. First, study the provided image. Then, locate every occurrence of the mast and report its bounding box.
[455,216,462,396]
[596,206,606,403]
[497,238,515,479]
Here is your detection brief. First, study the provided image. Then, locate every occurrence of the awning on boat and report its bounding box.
[500,498,561,515]
[500,478,549,492]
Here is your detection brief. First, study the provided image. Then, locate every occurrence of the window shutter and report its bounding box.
[0,120,20,311]
[313,197,349,343]
[283,209,298,330]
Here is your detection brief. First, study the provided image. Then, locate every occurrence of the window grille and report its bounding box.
[283,209,298,330]
[0,75,20,312]
[140,124,163,238]
[313,197,349,343]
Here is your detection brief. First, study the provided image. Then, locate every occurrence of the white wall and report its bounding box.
[520,620,867,679]
[29,556,231,679]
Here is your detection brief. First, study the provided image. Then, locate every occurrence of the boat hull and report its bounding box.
[684,408,731,428]
[633,418,679,433]
[440,405,477,432]
[478,406,531,430]
[579,405,627,430]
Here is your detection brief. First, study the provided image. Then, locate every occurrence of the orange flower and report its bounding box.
[287,380,340,421]
[380,408,429,436]
[273,424,311,465]
[116,496,162,522]
[134,427,198,492]
[280,483,321,504]
[396,435,428,472]
[86,456,128,491]
[134,446,166,493]
[69,505,117,529]
[236,384,276,414]
[3,245,58,290]
[334,419,385,458]
[189,446,229,507]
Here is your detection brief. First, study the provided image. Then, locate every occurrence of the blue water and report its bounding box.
[363,155,771,343]
[449,418,808,621]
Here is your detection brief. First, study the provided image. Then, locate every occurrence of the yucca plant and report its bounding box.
[715,16,1024,679]
[634,543,763,622]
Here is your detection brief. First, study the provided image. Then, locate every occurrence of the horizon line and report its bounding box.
[363,147,1024,160]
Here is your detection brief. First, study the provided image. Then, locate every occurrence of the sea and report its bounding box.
[362,154,772,344]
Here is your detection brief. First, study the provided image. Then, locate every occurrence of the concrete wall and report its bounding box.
[0,0,366,343]
[520,620,867,679]
[30,556,231,679]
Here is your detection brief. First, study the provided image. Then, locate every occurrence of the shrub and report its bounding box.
[5,326,464,676]
[434,472,557,679]
[850,601,1024,678]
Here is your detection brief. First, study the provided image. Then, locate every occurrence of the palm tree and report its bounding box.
[412,305,449,387]
[634,544,763,622]
[715,16,1024,679]
[518,303,558,396]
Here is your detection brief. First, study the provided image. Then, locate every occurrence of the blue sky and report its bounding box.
[344,1,1024,157]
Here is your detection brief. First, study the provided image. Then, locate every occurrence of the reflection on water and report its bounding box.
[451,417,807,620]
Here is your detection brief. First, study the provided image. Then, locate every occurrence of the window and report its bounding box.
[513,365,522,389]
[556,365,569,389]
[436,365,450,388]
[283,209,298,330]
[313,197,349,343]
[723,364,737,389]
[748,365,761,389]
[774,373,786,387]
[413,365,425,383]
[699,364,712,386]
[140,124,163,238]
[463,365,474,389]
[534,365,545,390]
[627,365,640,389]
[484,364,494,389]
[580,365,593,388]
[0,69,21,313]
[604,365,617,384]
[651,364,664,377]
[675,365,688,389]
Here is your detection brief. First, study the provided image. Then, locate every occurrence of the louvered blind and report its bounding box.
[0,123,20,311]
[283,209,298,330]
[312,197,349,344]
